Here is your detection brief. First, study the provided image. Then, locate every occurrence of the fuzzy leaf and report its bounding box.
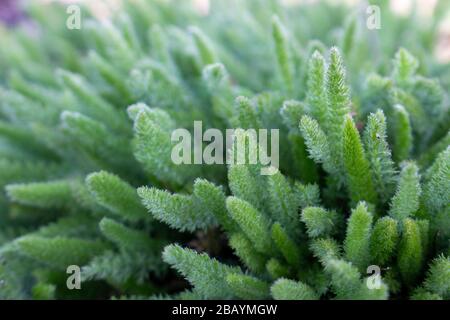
[301,206,340,238]
[423,255,450,299]
[271,278,318,300]
[363,110,397,203]
[226,197,273,254]
[343,116,377,205]
[99,218,161,252]
[271,222,301,268]
[17,236,108,270]
[389,162,421,221]
[391,104,412,162]
[370,217,399,266]
[307,51,328,127]
[86,171,148,221]
[138,187,217,232]
[344,202,373,272]
[299,115,335,175]
[226,273,270,300]
[272,16,294,94]
[398,218,423,286]
[6,180,73,209]
[229,233,267,274]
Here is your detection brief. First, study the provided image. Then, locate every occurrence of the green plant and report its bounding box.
[0,0,448,300]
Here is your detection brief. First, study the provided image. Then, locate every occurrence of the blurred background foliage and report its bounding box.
[0,0,448,299]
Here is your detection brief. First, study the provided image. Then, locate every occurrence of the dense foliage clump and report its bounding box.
[0,0,448,300]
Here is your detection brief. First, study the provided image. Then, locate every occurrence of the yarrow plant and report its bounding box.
[0,0,448,300]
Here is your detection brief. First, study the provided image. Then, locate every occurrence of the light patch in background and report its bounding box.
[40,0,121,21]
[193,0,210,15]
[390,0,438,17]
[282,0,359,5]
[436,16,450,63]
[390,0,413,16]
